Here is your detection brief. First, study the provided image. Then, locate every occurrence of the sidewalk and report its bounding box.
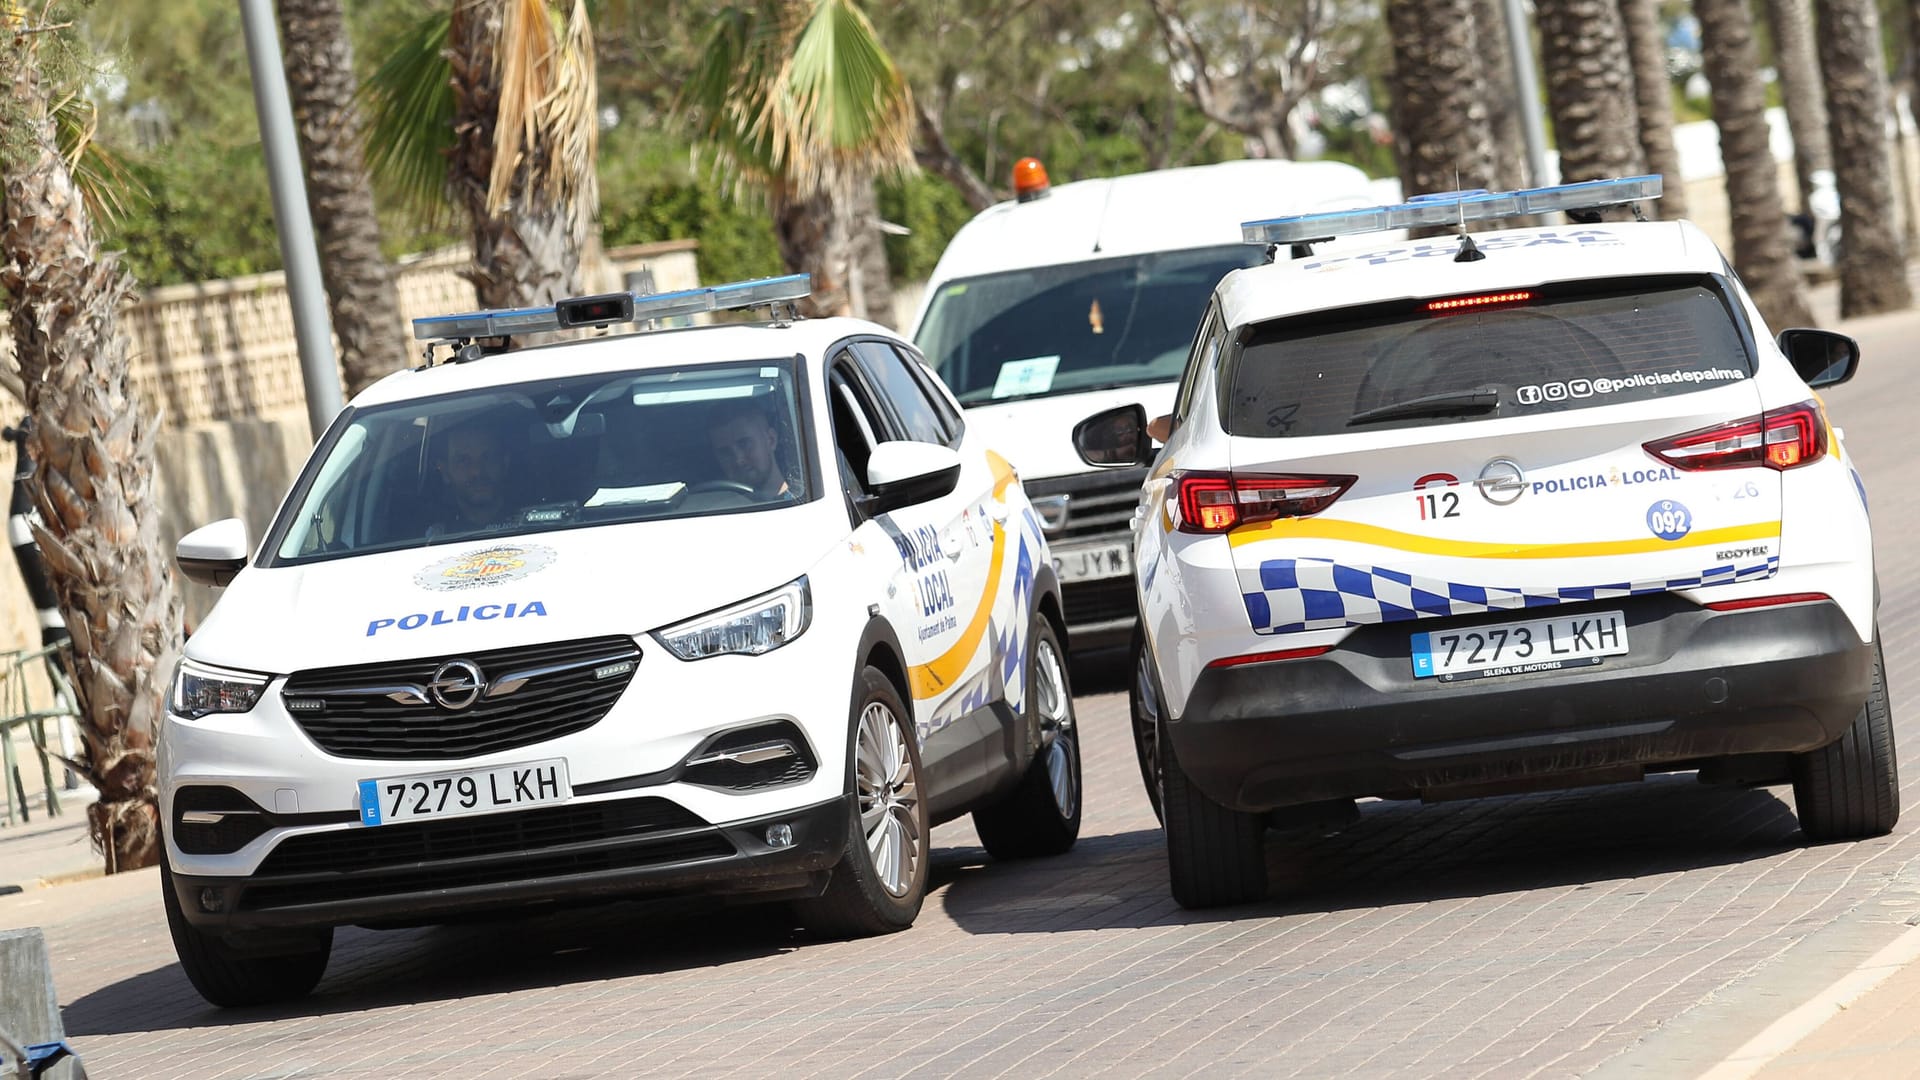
[1,722,101,894]
[0,793,101,895]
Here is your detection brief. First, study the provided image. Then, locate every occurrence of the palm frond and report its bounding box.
[778,0,913,189]
[360,5,457,222]
[681,0,914,200]
[50,93,143,225]
[489,0,598,229]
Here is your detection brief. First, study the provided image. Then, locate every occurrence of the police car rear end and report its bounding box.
[1075,178,1896,909]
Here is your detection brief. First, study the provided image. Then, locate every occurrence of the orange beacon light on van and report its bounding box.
[1013,157,1050,202]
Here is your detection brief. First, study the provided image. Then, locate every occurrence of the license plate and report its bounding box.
[357,759,570,827]
[1053,540,1131,583]
[1412,610,1628,683]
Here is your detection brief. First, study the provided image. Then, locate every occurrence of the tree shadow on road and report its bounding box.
[938,774,1814,936]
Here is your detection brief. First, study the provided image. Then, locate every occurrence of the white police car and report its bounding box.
[1073,178,1896,909]
[160,276,1079,1005]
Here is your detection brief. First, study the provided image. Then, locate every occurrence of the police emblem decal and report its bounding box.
[414,544,557,592]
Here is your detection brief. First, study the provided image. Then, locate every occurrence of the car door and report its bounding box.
[831,341,1005,812]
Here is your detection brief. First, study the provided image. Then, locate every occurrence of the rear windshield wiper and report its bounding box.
[1347,387,1501,427]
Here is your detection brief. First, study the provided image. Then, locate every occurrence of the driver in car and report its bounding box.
[707,397,796,501]
[428,417,519,536]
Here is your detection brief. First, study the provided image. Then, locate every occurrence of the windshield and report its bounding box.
[1224,277,1756,438]
[268,359,811,565]
[914,245,1263,405]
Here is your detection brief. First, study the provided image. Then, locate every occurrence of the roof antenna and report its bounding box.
[1453,169,1486,263]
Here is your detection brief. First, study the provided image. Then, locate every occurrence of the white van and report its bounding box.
[909,158,1387,652]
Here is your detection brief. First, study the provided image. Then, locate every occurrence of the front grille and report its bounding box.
[1064,576,1138,627]
[254,796,708,876]
[281,636,640,760]
[241,834,734,910]
[1025,468,1149,545]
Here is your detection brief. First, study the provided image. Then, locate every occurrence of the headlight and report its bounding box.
[170,658,272,719]
[653,576,812,660]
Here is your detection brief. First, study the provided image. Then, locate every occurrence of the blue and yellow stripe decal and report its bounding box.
[908,451,1022,700]
[1226,517,1781,560]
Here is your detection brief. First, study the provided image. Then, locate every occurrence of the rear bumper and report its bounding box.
[1169,598,1871,811]
[169,795,849,935]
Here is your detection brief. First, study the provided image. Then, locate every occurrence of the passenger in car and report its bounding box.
[707,397,798,501]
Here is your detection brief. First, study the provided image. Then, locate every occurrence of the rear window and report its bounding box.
[1223,277,1755,438]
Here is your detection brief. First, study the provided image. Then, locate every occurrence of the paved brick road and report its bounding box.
[6,297,1920,1080]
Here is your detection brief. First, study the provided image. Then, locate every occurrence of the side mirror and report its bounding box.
[1073,404,1153,467]
[176,518,249,588]
[862,441,961,514]
[1777,327,1860,388]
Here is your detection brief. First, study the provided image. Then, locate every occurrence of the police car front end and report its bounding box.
[160,540,867,936]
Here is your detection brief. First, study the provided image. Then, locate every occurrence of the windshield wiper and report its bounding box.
[1347,387,1500,427]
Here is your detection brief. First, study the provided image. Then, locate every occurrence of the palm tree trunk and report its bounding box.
[278,0,411,397]
[774,183,851,320]
[1619,0,1688,219]
[1535,0,1643,184]
[447,0,593,312]
[1385,0,1496,214]
[1695,0,1815,329]
[1470,0,1529,191]
[1766,0,1832,216]
[1814,0,1912,316]
[850,179,897,330]
[0,49,182,874]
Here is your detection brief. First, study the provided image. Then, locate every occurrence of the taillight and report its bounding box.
[1703,592,1831,611]
[1173,472,1355,533]
[1206,645,1333,669]
[1643,400,1826,471]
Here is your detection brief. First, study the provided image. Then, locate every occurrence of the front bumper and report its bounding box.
[168,794,849,935]
[1169,597,1872,812]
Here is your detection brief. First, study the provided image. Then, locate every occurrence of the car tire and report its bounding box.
[795,666,929,938]
[1161,715,1268,909]
[161,860,331,1007]
[973,614,1082,859]
[1793,636,1900,842]
[1129,625,1165,825]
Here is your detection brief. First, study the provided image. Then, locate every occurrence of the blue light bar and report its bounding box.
[1240,175,1664,245]
[411,274,813,341]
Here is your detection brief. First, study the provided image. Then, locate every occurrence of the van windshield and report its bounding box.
[914,245,1262,405]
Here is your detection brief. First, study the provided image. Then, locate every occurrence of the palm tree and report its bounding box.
[680,0,916,322]
[1619,0,1687,219]
[363,0,600,312]
[1,12,184,873]
[1694,0,1814,330]
[1385,0,1495,207]
[1764,0,1832,216]
[1814,0,1911,316]
[277,0,411,396]
[1534,0,1642,183]
[1470,0,1528,191]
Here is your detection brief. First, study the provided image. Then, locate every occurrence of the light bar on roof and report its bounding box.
[1240,175,1664,245]
[410,273,813,342]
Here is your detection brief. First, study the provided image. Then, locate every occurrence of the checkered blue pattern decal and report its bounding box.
[1242,556,1780,635]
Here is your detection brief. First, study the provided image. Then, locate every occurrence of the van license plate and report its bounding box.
[1412,610,1628,682]
[358,759,570,826]
[1053,540,1131,583]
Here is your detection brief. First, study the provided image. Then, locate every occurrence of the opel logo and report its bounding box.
[1475,458,1526,505]
[428,659,485,710]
